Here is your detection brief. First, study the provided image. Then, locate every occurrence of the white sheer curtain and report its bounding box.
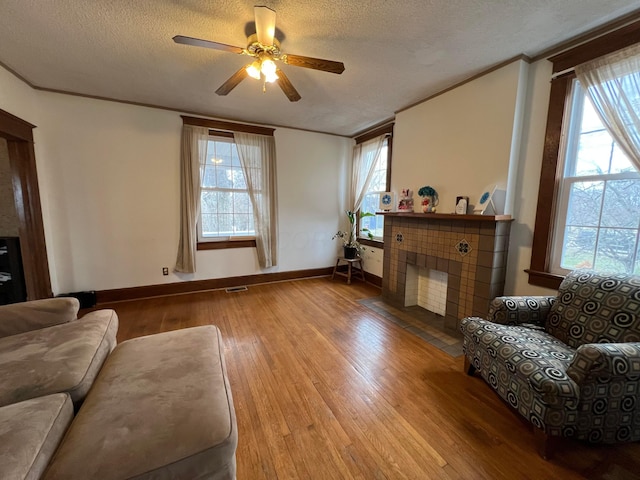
[234,132,278,268]
[175,125,208,273]
[575,42,640,171]
[350,135,386,212]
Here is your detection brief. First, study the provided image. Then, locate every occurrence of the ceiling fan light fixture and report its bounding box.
[260,58,277,77]
[263,70,279,83]
[246,61,261,80]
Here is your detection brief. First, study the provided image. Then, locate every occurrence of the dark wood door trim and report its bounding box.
[0,108,52,299]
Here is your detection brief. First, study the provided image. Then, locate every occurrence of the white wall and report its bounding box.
[392,60,525,213]
[372,58,556,295]
[0,65,352,294]
[0,58,559,296]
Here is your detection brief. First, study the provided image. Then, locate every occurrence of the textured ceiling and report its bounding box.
[1,1,639,136]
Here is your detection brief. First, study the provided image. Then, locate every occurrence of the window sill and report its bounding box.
[197,239,257,250]
[358,238,383,248]
[525,269,564,290]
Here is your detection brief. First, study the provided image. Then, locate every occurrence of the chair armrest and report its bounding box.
[567,343,640,384]
[0,298,80,338]
[487,296,556,327]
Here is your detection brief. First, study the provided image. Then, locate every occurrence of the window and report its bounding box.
[198,135,255,241]
[528,22,640,289]
[360,139,389,240]
[354,124,393,244]
[552,80,640,274]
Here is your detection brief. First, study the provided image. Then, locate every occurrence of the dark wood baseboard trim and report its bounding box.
[364,271,382,288]
[96,267,334,304]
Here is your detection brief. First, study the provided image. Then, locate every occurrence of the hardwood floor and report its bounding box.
[105,277,640,479]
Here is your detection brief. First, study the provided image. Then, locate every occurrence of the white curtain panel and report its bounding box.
[350,135,385,212]
[175,125,208,273]
[234,132,278,268]
[576,43,640,172]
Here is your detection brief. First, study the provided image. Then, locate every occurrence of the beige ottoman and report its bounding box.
[44,325,237,480]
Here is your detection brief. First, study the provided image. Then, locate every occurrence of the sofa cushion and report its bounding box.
[0,298,79,338]
[0,393,73,480]
[0,309,118,407]
[44,325,237,480]
[546,270,640,349]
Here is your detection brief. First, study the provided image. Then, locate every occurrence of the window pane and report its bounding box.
[611,145,637,174]
[200,191,218,214]
[215,167,233,188]
[231,167,246,189]
[201,213,218,237]
[566,181,603,227]
[595,228,637,273]
[233,192,251,214]
[201,165,216,188]
[575,130,613,176]
[216,191,232,213]
[560,226,596,270]
[214,141,232,166]
[601,179,640,228]
[218,214,233,236]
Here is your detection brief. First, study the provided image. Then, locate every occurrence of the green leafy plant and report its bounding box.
[332,210,376,252]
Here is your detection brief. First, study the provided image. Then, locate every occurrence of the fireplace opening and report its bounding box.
[405,265,448,316]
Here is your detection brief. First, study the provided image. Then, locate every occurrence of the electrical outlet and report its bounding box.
[162,267,169,276]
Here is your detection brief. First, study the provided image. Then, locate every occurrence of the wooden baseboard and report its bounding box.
[364,271,382,287]
[96,267,334,304]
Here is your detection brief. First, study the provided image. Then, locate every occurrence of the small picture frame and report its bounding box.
[473,185,496,215]
[379,192,395,211]
[455,196,469,215]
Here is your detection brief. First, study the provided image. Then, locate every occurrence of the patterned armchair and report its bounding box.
[460,270,640,458]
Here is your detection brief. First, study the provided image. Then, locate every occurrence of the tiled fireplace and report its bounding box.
[382,213,513,333]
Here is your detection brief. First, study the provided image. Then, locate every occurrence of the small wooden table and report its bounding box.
[332,256,365,285]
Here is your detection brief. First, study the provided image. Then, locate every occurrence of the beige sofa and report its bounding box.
[0,298,238,479]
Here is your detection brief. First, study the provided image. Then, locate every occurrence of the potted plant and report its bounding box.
[418,185,439,213]
[333,210,375,259]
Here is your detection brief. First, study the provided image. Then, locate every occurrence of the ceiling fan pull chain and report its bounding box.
[262,81,267,94]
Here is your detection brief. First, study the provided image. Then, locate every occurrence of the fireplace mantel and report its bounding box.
[381,213,512,333]
[381,212,513,222]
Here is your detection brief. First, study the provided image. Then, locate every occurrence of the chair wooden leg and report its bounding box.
[463,356,476,375]
[532,426,557,460]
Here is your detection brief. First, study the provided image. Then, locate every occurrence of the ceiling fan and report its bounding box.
[173,5,345,102]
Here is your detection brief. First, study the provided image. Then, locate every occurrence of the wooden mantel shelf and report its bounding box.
[380,212,513,222]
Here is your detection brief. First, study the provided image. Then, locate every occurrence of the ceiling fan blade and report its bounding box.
[173,35,244,54]
[282,54,345,74]
[254,6,276,46]
[215,66,249,96]
[275,68,301,102]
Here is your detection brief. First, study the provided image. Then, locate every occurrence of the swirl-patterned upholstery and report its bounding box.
[460,270,640,445]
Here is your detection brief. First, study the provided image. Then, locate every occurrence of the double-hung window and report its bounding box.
[529,24,640,289]
[359,139,390,240]
[198,134,255,241]
[355,125,393,243]
[552,80,640,274]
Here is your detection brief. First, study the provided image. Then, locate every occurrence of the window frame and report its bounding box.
[354,124,393,247]
[181,116,274,251]
[527,21,640,289]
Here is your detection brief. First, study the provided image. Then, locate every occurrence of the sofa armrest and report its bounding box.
[567,343,640,384]
[0,298,80,338]
[487,296,556,327]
